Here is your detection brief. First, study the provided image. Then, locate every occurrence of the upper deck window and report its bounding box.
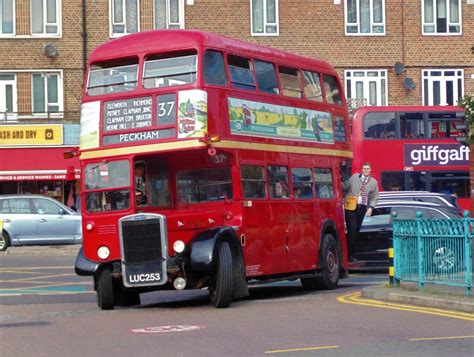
[279,66,302,98]
[254,60,278,95]
[204,50,227,86]
[228,55,255,91]
[143,52,197,89]
[323,75,343,106]
[302,70,323,102]
[87,60,139,96]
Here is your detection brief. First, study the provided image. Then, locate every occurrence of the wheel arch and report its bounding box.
[319,219,347,278]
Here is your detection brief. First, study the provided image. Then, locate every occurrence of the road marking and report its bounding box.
[0,273,75,282]
[264,346,339,354]
[0,281,91,292]
[131,325,206,334]
[409,335,474,342]
[338,291,474,321]
[0,266,73,270]
[0,270,45,275]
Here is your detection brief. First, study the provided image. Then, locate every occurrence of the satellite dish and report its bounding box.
[403,77,416,90]
[44,44,58,58]
[394,62,405,75]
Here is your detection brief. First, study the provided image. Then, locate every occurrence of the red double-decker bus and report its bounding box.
[351,106,470,211]
[75,30,352,310]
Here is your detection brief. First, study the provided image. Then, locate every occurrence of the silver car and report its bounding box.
[0,195,82,251]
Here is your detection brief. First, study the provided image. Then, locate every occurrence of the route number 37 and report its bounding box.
[157,101,175,117]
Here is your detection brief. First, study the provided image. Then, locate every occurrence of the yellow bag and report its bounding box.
[344,195,358,211]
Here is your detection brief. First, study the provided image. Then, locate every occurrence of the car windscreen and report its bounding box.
[87,61,139,96]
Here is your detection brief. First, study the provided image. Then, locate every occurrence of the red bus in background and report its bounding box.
[76,30,352,310]
[351,106,470,211]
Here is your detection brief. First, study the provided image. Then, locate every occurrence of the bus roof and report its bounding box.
[89,30,336,74]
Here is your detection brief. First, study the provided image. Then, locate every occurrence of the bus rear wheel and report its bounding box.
[96,266,115,310]
[209,241,233,308]
[301,234,340,290]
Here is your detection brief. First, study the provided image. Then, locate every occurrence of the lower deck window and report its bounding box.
[241,165,266,199]
[381,171,470,198]
[86,190,130,213]
[177,167,232,204]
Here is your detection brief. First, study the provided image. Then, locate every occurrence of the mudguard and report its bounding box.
[75,247,100,276]
[189,227,249,299]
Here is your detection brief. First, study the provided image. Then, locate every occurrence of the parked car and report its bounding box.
[353,200,460,270]
[378,191,461,213]
[0,195,82,251]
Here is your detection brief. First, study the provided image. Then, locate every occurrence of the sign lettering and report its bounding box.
[404,143,470,166]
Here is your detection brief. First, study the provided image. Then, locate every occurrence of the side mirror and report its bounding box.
[59,208,66,216]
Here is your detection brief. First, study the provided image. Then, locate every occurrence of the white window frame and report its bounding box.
[345,69,388,106]
[422,69,464,106]
[344,0,386,36]
[0,0,16,37]
[110,0,140,38]
[250,0,279,36]
[31,71,64,118]
[153,0,184,29]
[421,0,462,35]
[30,0,61,37]
[0,73,17,122]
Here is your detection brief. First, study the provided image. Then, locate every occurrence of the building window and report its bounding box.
[0,0,15,36]
[345,0,385,35]
[31,0,60,35]
[0,74,17,121]
[110,0,139,37]
[422,69,463,106]
[251,0,278,36]
[345,69,387,106]
[154,0,184,29]
[422,0,461,35]
[32,72,62,114]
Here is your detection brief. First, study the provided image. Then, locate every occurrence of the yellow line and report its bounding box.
[264,346,339,354]
[410,335,474,342]
[338,292,474,321]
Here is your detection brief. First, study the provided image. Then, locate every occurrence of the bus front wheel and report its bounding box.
[209,241,233,308]
[96,266,115,310]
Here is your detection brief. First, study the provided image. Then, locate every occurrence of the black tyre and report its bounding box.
[209,242,233,308]
[302,234,340,290]
[0,231,10,251]
[96,266,115,310]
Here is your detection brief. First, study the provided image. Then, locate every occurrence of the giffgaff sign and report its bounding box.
[404,143,470,167]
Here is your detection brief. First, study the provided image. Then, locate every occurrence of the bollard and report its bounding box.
[388,240,394,286]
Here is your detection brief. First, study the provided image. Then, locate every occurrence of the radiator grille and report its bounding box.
[121,219,163,264]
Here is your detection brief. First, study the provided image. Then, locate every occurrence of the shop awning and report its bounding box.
[0,147,80,181]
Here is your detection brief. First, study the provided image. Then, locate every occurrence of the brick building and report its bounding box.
[0,0,473,207]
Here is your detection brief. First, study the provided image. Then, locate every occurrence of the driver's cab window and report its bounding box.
[135,159,171,208]
[134,161,148,206]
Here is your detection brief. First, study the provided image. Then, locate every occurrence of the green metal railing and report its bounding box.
[392,211,473,296]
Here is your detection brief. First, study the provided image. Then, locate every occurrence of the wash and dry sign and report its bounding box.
[0,124,63,146]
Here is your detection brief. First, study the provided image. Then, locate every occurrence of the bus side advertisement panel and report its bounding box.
[228,97,334,144]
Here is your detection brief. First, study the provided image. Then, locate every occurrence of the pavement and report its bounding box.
[362,282,474,313]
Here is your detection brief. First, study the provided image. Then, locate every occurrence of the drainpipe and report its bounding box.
[82,0,87,78]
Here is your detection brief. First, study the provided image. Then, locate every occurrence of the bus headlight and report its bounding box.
[97,246,110,260]
[173,240,185,254]
[86,223,94,231]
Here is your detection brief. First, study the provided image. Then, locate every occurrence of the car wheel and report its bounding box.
[96,266,115,310]
[430,239,458,274]
[0,231,10,251]
[209,241,233,308]
[304,234,340,290]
